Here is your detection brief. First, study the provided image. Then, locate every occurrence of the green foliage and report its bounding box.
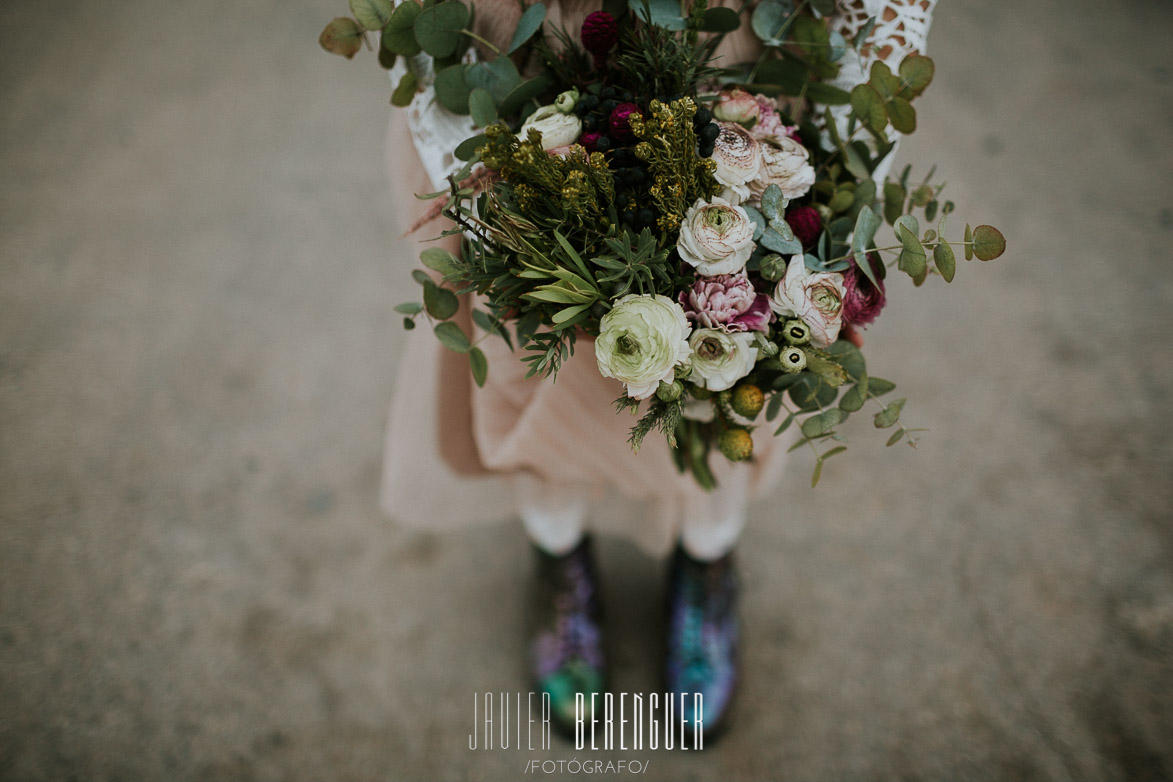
[319,18,363,58]
[508,3,547,54]
[972,225,1006,261]
[414,1,470,58]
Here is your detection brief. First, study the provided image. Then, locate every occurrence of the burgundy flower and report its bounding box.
[784,205,822,252]
[609,103,642,144]
[842,253,887,327]
[578,131,602,152]
[581,11,619,56]
[679,273,772,333]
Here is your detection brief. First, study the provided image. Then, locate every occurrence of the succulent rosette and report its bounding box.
[769,255,846,348]
[710,122,762,204]
[679,273,771,333]
[748,132,816,202]
[520,104,583,150]
[687,329,759,392]
[676,198,756,276]
[595,294,692,400]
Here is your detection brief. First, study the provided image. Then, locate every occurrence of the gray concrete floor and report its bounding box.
[2,0,1171,780]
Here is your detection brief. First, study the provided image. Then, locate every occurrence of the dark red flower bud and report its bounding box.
[784,205,822,252]
[578,131,602,152]
[608,102,642,144]
[580,11,619,55]
[842,253,887,327]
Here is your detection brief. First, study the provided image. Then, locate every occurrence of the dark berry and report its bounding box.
[595,136,612,151]
[694,106,712,125]
[699,122,720,143]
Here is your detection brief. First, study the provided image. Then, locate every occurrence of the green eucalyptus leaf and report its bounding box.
[765,392,785,422]
[789,375,837,411]
[498,72,556,117]
[886,428,905,446]
[468,88,497,127]
[435,321,471,352]
[753,57,808,96]
[701,6,740,32]
[384,0,423,55]
[508,3,547,53]
[828,30,847,61]
[391,70,418,106]
[466,58,522,103]
[972,225,1006,261]
[964,223,974,260]
[774,411,795,435]
[760,184,784,221]
[350,0,393,29]
[403,316,416,330]
[868,60,901,99]
[934,240,956,282]
[843,140,871,180]
[886,95,916,133]
[851,205,882,289]
[629,0,686,30]
[924,199,938,222]
[898,53,934,96]
[852,16,876,49]
[894,213,919,238]
[394,302,424,315]
[378,45,396,69]
[454,132,486,161]
[882,182,905,225]
[826,340,865,381]
[867,377,896,396]
[896,224,927,278]
[420,247,460,275]
[809,0,836,15]
[319,18,364,59]
[802,408,847,438]
[874,398,906,428]
[414,1,470,57]
[433,64,471,114]
[760,226,802,255]
[805,82,851,105]
[751,0,795,44]
[811,458,823,487]
[839,381,866,412]
[423,280,459,320]
[411,269,432,286]
[469,346,488,387]
[850,83,887,136]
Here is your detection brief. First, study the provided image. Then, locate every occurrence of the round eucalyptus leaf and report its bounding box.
[933,240,956,282]
[433,64,471,114]
[319,18,363,59]
[886,95,916,133]
[508,3,547,53]
[700,6,740,32]
[384,0,423,56]
[898,54,934,96]
[971,225,1006,261]
[414,1,470,58]
[349,0,393,30]
[465,58,521,103]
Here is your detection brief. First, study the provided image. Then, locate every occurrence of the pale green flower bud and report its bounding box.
[555,88,580,114]
[656,379,684,403]
[781,319,811,345]
[779,346,807,373]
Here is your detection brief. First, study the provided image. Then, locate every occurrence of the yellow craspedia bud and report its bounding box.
[719,429,754,462]
[730,383,765,419]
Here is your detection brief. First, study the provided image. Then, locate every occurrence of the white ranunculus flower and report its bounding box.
[769,255,845,348]
[676,198,756,276]
[687,328,759,392]
[711,122,762,203]
[520,104,582,150]
[596,294,693,400]
[748,133,815,201]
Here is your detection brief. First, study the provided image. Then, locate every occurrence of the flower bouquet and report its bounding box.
[320,0,1005,489]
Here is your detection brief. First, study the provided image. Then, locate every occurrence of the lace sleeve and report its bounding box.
[814,0,939,184]
[388,52,480,192]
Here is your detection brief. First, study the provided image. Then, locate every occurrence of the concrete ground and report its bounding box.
[1,0,1171,779]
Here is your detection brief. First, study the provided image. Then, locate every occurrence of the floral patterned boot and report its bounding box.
[665,545,739,741]
[529,536,606,737]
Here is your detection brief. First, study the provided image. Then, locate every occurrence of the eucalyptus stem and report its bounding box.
[461,28,503,56]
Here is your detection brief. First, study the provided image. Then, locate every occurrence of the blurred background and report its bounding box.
[1,0,1171,779]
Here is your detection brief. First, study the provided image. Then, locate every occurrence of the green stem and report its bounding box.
[461,29,503,56]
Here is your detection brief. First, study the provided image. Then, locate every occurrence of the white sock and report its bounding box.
[513,473,590,556]
[679,465,749,561]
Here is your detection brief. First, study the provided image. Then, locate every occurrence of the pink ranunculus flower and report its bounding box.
[769,255,845,348]
[748,133,815,202]
[751,94,782,139]
[713,88,761,127]
[679,273,772,333]
[710,122,762,204]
